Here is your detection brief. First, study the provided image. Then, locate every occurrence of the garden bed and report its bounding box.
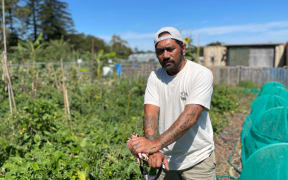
[215,94,256,179]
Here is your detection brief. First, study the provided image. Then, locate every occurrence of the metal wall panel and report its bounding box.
[249,48,274,67]
[228,47,249,66]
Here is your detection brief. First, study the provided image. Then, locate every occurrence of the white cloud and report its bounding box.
[99,21,288,50]
[183,21,288,36]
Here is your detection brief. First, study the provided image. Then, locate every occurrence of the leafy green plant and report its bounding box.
[95,50,116,79]
[237,80,259,89]
[15,33,45,63]
[44,38,71,62]
[0,63,248,179]
[211,84,239,113]
[210,111,227,133]
[210,84,240,133]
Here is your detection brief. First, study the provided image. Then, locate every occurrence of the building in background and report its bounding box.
[128,53,158,63]
[204,43,287,67]
[204,46,226,66]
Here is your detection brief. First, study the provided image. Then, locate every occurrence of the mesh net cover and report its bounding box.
[242,107,288,165]
[240,143,288,180]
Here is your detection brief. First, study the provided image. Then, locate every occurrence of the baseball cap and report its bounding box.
[154,27,183,45]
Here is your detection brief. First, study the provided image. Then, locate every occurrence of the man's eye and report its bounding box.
[156,49,164,54]
[166,48,174,52]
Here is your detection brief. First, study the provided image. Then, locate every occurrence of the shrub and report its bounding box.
[210,84,240,133]
[237,80,259,89]
[211,84,239,113]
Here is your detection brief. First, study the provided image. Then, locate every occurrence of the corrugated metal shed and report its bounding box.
[225,43,284,67]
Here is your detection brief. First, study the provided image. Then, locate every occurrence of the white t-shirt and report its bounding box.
[144,60,214,170]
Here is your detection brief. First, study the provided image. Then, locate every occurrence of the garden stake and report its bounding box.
[90,39,95,82]
[51,64,60,90]
[1,0,16,114]
[61,59,71,128]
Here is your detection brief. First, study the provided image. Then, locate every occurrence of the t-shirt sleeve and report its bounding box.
[185,69,213,110]
[144,71,160,107]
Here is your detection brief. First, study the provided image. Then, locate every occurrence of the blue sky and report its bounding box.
[66,0,288,51]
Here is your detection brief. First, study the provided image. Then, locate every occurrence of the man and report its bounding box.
[128,27,216,180]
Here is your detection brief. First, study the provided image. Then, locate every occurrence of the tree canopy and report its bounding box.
[1,0,133,61]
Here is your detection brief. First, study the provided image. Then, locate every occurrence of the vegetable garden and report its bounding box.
[0,64,253,179]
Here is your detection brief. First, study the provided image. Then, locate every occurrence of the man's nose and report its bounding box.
[163,50,170,59]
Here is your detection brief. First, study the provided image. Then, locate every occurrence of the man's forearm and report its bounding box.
[143,115,158,140]
[155,105,203,149]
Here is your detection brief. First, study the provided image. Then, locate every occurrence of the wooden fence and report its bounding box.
[211,66,288,87]
[121,63,288,87]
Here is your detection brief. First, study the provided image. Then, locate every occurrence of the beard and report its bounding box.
[161,56,184,75]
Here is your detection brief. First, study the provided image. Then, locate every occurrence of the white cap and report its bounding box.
[154,27,183,45]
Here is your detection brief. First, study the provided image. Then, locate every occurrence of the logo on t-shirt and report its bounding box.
[180,91,188,101]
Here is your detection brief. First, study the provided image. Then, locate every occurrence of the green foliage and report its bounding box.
[207,41,223,46]
[0,74,144,179]
[0,63,247,178]
[45,38,71,61]
[39,0,74,41]
[15,33,45,62]
[210,84,240,133]
[210,111,227,134]
[184,37,197,61]
[95,50,116,79]
[66,33,111,53]
[237,80,259,89]
[211,84,239,113]
[3,0,134,62]
[110,34,132,59]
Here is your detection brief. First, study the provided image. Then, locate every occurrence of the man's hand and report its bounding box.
[127,138,138,156]
[127,134,149,164]
[148,152,169,170]
[129,136,161,154]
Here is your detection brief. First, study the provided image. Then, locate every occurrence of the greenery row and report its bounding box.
[0,64,253,179]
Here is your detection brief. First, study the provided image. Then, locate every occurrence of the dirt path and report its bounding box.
[214,94,256,179]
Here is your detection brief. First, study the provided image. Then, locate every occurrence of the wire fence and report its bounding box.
[2,61,288,87]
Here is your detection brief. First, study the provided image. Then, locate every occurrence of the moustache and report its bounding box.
[163,59,174,64]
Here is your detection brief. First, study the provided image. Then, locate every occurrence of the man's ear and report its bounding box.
[182,43,186,56]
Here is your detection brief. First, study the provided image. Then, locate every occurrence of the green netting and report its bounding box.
[240,143,288,180]
[241,116,253,165]
[258,86,288,101]
[260,81,286,90]
[241,95,288,164]
[243,107,288,163]
[250,95,288,120]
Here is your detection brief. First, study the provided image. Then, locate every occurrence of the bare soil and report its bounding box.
[214,94,256,179]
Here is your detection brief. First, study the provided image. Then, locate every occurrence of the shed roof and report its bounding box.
[224,42,284,47]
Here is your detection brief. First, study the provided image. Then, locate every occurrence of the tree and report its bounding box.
[45,38,71,61]
[110,34,132,59]
[39,0,74,41]
[66,33,110,53]
[1,0,19,33]
[207,41,223,46]
[24,0,42,41]
[0,0,22,49]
